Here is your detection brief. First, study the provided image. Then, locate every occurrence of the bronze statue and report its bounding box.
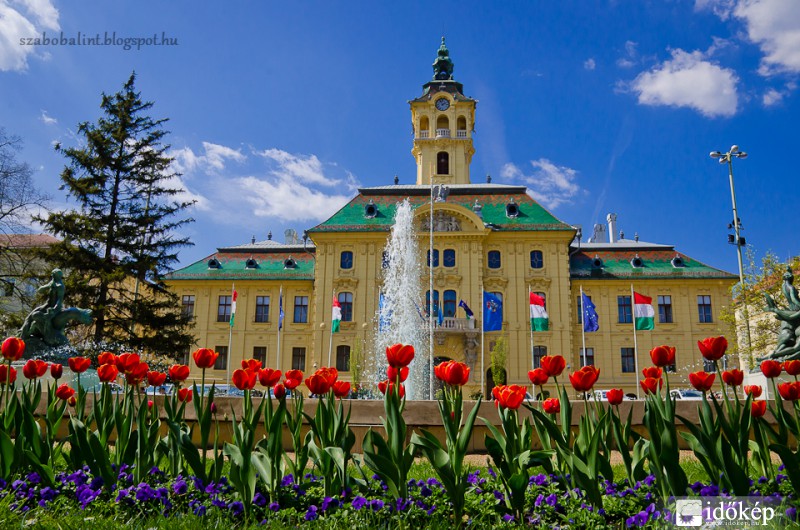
[761,266,800,361]
[19,269,93,347]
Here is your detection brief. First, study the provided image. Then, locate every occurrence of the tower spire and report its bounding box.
[432,36,454,81]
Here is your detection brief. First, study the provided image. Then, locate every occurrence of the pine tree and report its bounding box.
[37,73,195,356]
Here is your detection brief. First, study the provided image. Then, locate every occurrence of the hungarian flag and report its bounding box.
[229,288,238,328]
[530,292,549,331]
[331,297,342,333]
[633,291,655,330]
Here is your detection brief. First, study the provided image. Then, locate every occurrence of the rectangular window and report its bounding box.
[617,296,632,324]
[698,295,713,323]
[293,296,309,323]
[580,347,595,367]
[253,346,267,365]
[214,346,228,371]
[443,290,457,318]
[487,250,501,269]
[621,347,635,373]
[338,292,353,322]
[291,347,306,371]
[530,250,544,269]
[217,295,232,323]
[336,345,350,372]
[658,295,673,323]
[255,296,270,323]
[181,295,195,318]
[427,249,439,268]
[533,346,547,368]
[443,249,456,268]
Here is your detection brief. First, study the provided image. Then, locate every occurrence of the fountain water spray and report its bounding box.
[375,199,430,400]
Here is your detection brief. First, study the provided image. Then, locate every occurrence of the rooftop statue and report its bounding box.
[19,269,93,347]
[761,266,800,361]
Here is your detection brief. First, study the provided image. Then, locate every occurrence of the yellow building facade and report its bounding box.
[166,40,736,398]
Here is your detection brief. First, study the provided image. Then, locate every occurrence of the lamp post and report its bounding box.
[710,145,752,356]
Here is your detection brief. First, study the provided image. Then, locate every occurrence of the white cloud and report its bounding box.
[39,109,56,125]
[630,48,739,117]
[617,41,638,68]
[0,0,59,72]
[762,81,796,106]
[172,141,245,174]
[233,176,354,222]
[584,58,596,70]
[694,0,736,19]
[256,148,340,187]
[501,159,584,210]
[733,0,800,75]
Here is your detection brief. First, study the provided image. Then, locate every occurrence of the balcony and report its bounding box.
[435,128,451,138]
[419,130,430,139]
[456,130,467,138]
[430,317,477,332]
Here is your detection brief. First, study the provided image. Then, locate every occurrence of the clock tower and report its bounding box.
[410,38,476,186]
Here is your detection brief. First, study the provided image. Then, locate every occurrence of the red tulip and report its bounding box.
[698,337,727,361]
[386,343,415,368]
[97,364,119,382]
[760,360,783,379]
[528,368,548,386]
[540,355,566,378]
[542,397,560,414]
[273,383,286,400]
[436,361,470,386]
[148,400,154,409]
[168,364,190,383]
[569,366,600,392]
[68,357,91,374]
[258,368,282,388]
[55,383,75,401]
[640,377,663,395]
[378,379,405,398]
[784,360,800,376]
[607,388,624,405]
[722,369,743,387]
[125,362,149,385]
[744,385,762,398]
[689,371,716,392]
[50,363,63,380]
[241,359,263,372]
[642,366,663,379]
[232,369,257,390]
[1,337,25,361]
[319,367,338,386]
[147,371,167,387]
[284,369,303,390]
[22,359,48,379]
[116,353,141,374]
[97,351,117,366]
[192,348,218,369]
[0,365,17,384]
[387,365,409,383]
[68,396,76,407]
[778,381,800,401]
[332,380,351,398]
[649,345,676,368]
[751,400,767,418]
[177,387,193,402]
[492,384,526,410]
[305,372,332,395]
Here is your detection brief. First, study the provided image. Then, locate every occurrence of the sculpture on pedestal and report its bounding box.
[19,269,93,347]
[761,266,800,361]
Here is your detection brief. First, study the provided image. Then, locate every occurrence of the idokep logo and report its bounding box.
[673,497,778,527]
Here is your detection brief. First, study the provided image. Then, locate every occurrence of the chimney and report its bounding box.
[284,228,298,245]
[607,213,618,244]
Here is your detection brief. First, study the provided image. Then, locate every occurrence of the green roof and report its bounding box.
[166,252,314,281]
[570,248,736,280]
[309,185,573,233]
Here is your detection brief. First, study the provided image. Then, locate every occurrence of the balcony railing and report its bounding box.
[435,128,451,138]
[419,130,430,138]
[456,130,467,138]
[426,317,476,332]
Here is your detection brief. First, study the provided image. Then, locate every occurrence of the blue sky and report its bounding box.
[1,0,798,275]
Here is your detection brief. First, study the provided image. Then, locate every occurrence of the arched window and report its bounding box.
[427,249,439,267]
[530,250,544,269]
[437,151,449,175]
[487,250,501,269]
[419,115,430,137]
[336,345,351,372]
[443,290,457,317]
[443,249,456,268]
[338,292,353,321]
[426,290,440,316]
[436,115,449,130]
[340,251,353,269]
[456,115,467,131]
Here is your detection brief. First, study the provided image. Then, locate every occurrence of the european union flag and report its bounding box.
[483,291,503,331]
[582,292,599,332]
[437,303,444,326]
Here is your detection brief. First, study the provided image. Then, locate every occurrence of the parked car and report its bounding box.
[670,389,703,400]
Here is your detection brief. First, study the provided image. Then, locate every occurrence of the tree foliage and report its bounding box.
[35,73,195,356]
[490,336,508,386]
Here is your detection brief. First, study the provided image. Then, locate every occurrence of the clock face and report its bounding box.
[435,98,450,111]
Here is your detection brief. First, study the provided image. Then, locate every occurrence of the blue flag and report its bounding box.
[278,290,284,330]
[581,292,599,332]
[437,303,444,326]
[483,292,503,331]
[458,300,474,320]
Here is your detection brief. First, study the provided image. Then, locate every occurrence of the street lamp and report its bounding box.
[710,145,752,356]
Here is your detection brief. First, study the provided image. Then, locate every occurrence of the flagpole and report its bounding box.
[327,289,335,367]
[528,286,535,400]
[580,286,587,367]
[277,285,283,372]
[226,283,234,388]
[429,171,435,400]
[480,283,485,397]
[631,284,640,399]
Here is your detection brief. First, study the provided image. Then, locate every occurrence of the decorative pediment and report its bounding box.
[526,277,552,290]
[333,277,359,290]
[483,277,508,291]
[420,211,462,232]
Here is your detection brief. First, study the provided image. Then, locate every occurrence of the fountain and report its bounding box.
[375,199,430,400]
